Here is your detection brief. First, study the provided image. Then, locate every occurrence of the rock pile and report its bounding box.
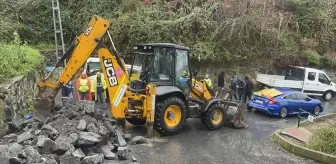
[0,100,145,164]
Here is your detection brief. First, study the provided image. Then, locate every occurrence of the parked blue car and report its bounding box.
[247,87,324,118]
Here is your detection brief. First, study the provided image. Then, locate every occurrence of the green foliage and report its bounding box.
[1,0,336,68]
[0,39,43,81]
[302,50,321,66]
[309,126,336,155]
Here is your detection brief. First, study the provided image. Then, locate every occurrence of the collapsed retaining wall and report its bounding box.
[0,72,42,136]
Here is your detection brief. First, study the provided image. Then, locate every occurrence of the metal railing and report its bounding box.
[297,108,315,127]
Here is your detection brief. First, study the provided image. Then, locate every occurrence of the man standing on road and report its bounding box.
[91,72,107,103]
[237,77,246,103]
[244,76,253,104]
[76,71,91,101]
[217,72,225,89]
[230,76,238,100]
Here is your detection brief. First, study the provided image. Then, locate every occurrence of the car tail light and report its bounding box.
[268,99,277,105]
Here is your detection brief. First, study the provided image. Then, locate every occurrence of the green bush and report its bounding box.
[308,126,336,155]
[0,43,43,81]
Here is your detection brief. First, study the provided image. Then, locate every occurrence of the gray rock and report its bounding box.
[18,151,26,159]
[69,133,79,145]
[41,124,59,139]
[3,134,17,142]
[87,123,98,134]
[98,125,109,136]
[100,145,116,160]
[59,154,80,164]
[115,130,126,147]
[117,147,128,160]
[23,146,41,163]
[7,122,19,133]
[8,143,22,155]
[76,119,86,131]
[72,148,85,160]
[64,110,78,120]
[104,121,115,134]
[123,134,131,141]
[78,132,102,146]
[104,117,117,124]
[40,155,58,164]
[106,141,115,151]
[81,154,104,164]
[130,136,147,145]
[52,135,73,155]
[9,157,23,164]
[37,135,55,153]
[35,130,42,136]
[32,122,40,130]
[132,156,137,162]
[17,130,34,144]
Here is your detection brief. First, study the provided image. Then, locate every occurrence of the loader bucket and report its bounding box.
[214,88,248,128]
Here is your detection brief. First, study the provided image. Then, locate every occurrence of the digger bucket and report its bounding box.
[214,88,248,128]
[33,87,57,122]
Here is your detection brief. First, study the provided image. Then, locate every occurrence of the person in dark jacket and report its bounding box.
[244,76,254,104]
[217,72,225,88]
[237,77,246,103]
[230,76,237,100]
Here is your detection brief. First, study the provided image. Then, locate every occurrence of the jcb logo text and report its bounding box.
[103,59,118,87]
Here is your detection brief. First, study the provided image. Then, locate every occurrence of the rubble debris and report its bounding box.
[130,136,147,145]
[17,129,34,144]
[81,154,104,164]
[132,156,137,162]
[76,119,86,130]
[0,100,142,164]
[100,145,116,160]
[117,147,128,160]
[72,148,85,160]
[87,122,98,134]
[115,129,126,147]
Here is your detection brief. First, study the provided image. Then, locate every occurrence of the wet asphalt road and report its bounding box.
[127,100,336,164]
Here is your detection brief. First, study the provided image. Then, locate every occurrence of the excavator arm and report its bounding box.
[34,16,126,121]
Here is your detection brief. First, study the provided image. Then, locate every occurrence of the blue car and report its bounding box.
[247,87,324,118]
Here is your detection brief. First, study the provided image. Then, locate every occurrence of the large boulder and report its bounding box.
[77,132,102,146]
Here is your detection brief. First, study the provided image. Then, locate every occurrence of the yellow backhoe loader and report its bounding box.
[35,15,247,136]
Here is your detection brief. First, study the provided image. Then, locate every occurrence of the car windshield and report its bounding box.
[87,61,101,76]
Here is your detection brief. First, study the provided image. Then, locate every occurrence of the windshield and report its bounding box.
[127,53,153,81]
[87,62,101,76]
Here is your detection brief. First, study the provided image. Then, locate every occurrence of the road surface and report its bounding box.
[127,100,336,164]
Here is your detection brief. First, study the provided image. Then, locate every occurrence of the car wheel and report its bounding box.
[323,91,332,101]
[279,107,288,118]
[312,105,321,116]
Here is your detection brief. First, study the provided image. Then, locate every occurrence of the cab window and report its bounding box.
[150,47,174,81]
[307,72,316,81]
[318,73,330,85]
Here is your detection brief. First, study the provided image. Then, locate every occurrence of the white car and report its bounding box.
[256,66,336,101]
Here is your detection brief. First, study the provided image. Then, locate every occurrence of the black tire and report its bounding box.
[154,97,186,136]
[201,104,225,130]
[323,91,333,101]
[279,107,288,118]
[126,117,146,126]
[312,105,321,116]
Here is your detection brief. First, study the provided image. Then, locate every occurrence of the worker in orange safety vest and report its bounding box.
[76,71,91,101]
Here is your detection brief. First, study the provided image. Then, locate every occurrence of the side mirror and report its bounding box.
[305,97,311,101]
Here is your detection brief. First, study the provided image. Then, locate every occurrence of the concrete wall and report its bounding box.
[0,72,42,135]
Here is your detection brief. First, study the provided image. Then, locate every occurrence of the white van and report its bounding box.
[256,66,336,101]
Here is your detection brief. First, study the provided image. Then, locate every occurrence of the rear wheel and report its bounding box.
[201,104,225,130]
[126,117,146,126]
[279,107,288,118]
[323,91,332,101]
[154,97,186,136]
[312,105,321,116]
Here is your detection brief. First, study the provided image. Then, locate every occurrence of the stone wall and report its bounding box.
[0,72,41,136]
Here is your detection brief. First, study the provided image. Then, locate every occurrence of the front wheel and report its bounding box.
[154,97,186,136]
[201,104,225,130]
[312,105,321,116]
